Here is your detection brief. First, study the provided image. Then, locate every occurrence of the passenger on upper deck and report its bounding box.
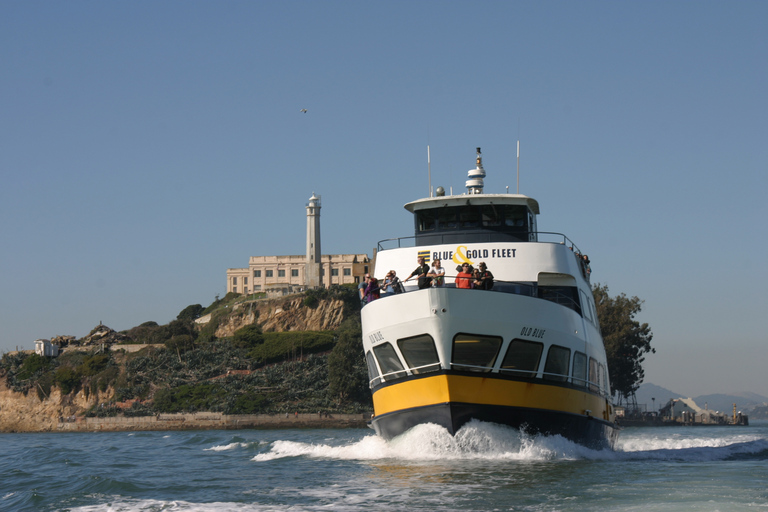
[382,270,404,295]
[471,268,482,288]
[364,277,381,302]
[358,274,370,304]
[404,256,432,289]
[428,259,445,287]
[456,263,473,289]
[475,262,494,290]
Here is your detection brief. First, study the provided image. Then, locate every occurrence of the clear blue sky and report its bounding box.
[2,1,766,398]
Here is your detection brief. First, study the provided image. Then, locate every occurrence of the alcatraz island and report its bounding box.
[1,192,379,433]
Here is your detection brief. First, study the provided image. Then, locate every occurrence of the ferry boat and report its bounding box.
[361,148,619,450]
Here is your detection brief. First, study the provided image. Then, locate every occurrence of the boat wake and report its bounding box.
[251,419,768,463]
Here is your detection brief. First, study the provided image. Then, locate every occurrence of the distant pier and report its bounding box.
[616,398,749,427]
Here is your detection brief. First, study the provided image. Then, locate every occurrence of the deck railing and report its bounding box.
[366,277,582,315]
[377,231,582,254]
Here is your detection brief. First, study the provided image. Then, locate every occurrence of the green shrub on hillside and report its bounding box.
[153,382,229,413]
[232,325,264,349]
[248,331,335,364]
[55,366,80,395]
[16,353,51,381]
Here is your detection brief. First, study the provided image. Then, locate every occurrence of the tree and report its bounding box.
[592,283,654,403]
[328,318,369,403]
[177,304,204,322]
[231,324,264,349]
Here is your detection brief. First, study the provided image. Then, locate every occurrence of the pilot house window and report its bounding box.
[415,205,530,234]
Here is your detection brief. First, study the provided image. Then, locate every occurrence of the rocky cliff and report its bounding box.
[0,384,112,432]
[208,295,347,337]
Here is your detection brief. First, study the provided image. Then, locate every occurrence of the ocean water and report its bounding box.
[1,420,766,511]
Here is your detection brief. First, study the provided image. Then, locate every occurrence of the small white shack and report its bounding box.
[34,339,59,357]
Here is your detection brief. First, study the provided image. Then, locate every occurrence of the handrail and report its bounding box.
[377,231,582,254]
[369,277,582,315]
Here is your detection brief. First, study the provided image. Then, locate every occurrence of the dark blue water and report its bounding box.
[2,420,767,511]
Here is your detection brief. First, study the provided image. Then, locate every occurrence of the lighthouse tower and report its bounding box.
[305,192,322,288]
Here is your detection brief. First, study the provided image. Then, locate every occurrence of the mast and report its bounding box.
[428,145,432,197]
[516,140,520,194]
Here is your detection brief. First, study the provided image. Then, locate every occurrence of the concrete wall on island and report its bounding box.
[56,412,371,432]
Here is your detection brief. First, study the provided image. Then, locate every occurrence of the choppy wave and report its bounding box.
[251,419,768,463]
[70,499,283,511]
[5,423,767,512]
[205,441,262,452]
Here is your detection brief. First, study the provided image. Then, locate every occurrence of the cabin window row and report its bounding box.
[415,205,533,233]
[366,333,609,396]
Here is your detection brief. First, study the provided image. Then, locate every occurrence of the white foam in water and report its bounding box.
[205,442,251,452]
[252,419,613,462]
[251,419,768,464]
[70,499,278,511]
[615,431,768,461]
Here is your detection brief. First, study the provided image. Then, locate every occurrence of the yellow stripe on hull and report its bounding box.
[373,373,613,421]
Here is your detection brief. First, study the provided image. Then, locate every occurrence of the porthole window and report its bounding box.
[398,334,440,374]
[500,339,543,378]
[452,333,502,372]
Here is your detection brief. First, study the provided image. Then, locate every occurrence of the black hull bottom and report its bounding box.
[371,402,619,450]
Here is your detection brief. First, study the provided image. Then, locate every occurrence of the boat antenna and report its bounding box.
[427,145,432,197]
[516,140,520,194]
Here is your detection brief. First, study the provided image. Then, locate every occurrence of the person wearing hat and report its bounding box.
[476,262,494,290]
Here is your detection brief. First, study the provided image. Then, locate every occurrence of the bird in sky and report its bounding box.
[300,109,307,113]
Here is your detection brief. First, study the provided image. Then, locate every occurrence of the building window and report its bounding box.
[291,269,299,277]
[278,269,285,277]
[343,268,351,276]
[254,270,261,278]
[266,270,273,277]
[244,277,248,285]
[331,268,339,276]
[232,277,237,285]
